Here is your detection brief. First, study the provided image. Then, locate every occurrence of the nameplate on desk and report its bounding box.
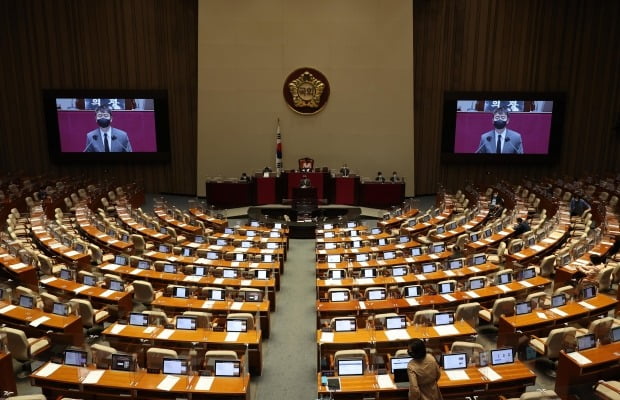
[445,369,469,381]
[157,375,180,391]
[376,374,396,389]
[102,264,120,271]
[157,329,174,339]
[549,308,568,317]
[499,231,509,235]
[319,332,334,343]
[41,276,57,284]
[567,352,592,365]
[434,325,459,336]
[110,324,126,334]
[465,291,480,298]
[441,294,456,302]
[578,301,596,310]
[478,366,502,381]
[29,316,50,327]
[195,376,215,391]
[415,274,427,281]
[405,298,419,306]
[34,362,61,377]
[225,332,240,342]
[83,370,105,384]
[385,329,410,341]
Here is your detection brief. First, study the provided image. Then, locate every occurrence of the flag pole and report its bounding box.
[276,118,282,177]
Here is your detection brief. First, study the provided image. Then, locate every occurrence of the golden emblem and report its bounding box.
[283,67,330,115]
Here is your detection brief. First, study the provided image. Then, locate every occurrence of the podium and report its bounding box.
[292,187,317,217]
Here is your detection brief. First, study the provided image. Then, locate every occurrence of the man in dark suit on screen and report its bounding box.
[84,105,133,152]
[475,106,523,154]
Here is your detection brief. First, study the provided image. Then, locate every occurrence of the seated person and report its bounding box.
[513,217,531,236]
[569,193,590,217]
[340,164,350,177]
[239,172,250,182]
[576,254,604,288]
[389,171,400,182]
[299,174,311,188]
[375,171,386,183]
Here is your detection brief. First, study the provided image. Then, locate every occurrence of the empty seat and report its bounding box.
[146,347,178,373]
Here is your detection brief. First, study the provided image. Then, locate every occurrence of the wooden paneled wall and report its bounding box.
[413,0,620,194]
[0,0,198,194]
[0,0,618,196]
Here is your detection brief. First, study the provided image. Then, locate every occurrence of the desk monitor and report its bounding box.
[361,268,377,278]
[383,251,396,260]
[403,285,423,298]
[490,348,514,366]
[114,255,128,265]
[392,266,408,277]
[163,263,177,273]
[226,318,248,332]
[216,239,228,246]
[551,294,567,308]
[526,235,536,247]
[193,266,206,276]
[269,231,281,238]
[158,244,171,253]
[62,236,73,248]
[262,254,274,263]
[349,230,359,237]
[324,242,337,250]
[329,290,349,302]
[371,228,382,234]
[193,235,205,243]
[121,233,129,242]
[470,232,480,242]
[468,254,485,266]
[137,260,151,270]
[328,269,345,280]
[337,359,364,376]
[347,222,357,228]
[234,253,245,261]
[245,291,263,302]
[175,316,197,330]
[162,358,188,375]
[434,312,454,326]
[82,274,97,286]
[224,227,235,235]
[129,312,149,327]
[515,301,532,315]
[181,247,193,257]
[274,223,283,229]
[64,349,88,367]
[611,326,620,343]
[582,285,596,300]
[206,251,220,260]
[366,288,386,301]
[378,238,387,246]
[240,241,252,249]
[334,318,357,332]
[398,235,410,243]
[557,252,571,266]
[208,288,226,301]
[52,302,69,316]
[411,246,423,256]
[497,272,512,285]
[222,269,237,278]
[356,253,369,262]
[385,315,407,330]
[324,231,335,238]
[351,240,361,249]
[246,230,256,237]
[254,269,269,280]
[468,277,486,290]
[448,259,464,270]
[323,223,334,230]
[250,221,260,227]
[576,333,596,351]
[431,242,445,253]
[327,254,341,263]
[160,227,168,235]
[441,353,467,370]
[391,356,413,383]
[59,268,73,281]
[445,222,457,231]
[18,294,35,309]
[519,267,537,280]
[420,214,431,223]
[422,263,437,273]
[483,228,493,238]
[74,242,85,253]
[172,286,190,298]
[214,360,241,377]
[438,281,455,294]
[436,225,446,234]
[111,353,135,371]
[408,218,418,227]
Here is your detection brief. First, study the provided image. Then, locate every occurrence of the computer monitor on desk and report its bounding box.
[385,315,407,330]
[337,359,364,376]
[441,353,467,370]
[18,294,35,309]
[577,334,596,351]
[391,265,408,277]
[391,356,412,384]
[162,358,188,375]
[403,285,422,298]
[52,302,69,316]
[329,290,349,302]
[581,285,596,300]
[468,277,485,290]
[111,353,135,371]
[551,294,567,308]
[64,349,88,367]
[360,267,377,278]
[334,318,356,332]
[172,286,190,298]
[129,312,149,327]
[215,360,241,377]
[490,348,514,366]
[207,288,226,301]
[434,312,454,326]
[175,316,197,330]
[515,301,532,316]
[422,263,436,273]
[226,319,248,332]
[365,288,385,301]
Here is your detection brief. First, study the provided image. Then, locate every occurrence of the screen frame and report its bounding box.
[441,91,566,164]
[43,88,171,163]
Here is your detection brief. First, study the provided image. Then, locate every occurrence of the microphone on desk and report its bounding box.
[475,136,492,154]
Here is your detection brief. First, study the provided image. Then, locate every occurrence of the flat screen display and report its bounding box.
[441,353,467,370]
[175,316,197,330]
[52,302,69,316]
[366,289,385,301]
[404,285,422,298]
[392,266,408,277]
[208,288,226,301]
[214,360,241,377]
[334,318,356,332]
[172,286,189,298]
[577,334,596,351]
[434,312,454,326]
[468,278,485,290]
[490,348,514,366]
[611,326,620,343]
[515,301,531,315]
[226,319,248,332]
[551,294,567,308]
[391,356,412,383]
[18,295,34,309]
[129,313,148,327]
[329,290,349,302]
[193,266,205,277]
[43,89,171,162]
[162,358,188,375]
[64,350,88,366]
[111,353,135,371]
[337,359,364,376]
[385,316,407,330]
[438,282,455,294]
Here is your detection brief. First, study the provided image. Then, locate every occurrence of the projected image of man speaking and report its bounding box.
[84,105,133,152]
[475,107,523,154]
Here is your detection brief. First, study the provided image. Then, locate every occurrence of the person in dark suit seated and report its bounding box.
[569,193,590,217]
[513,217,531,236]
[475,106,523,154]
[84,105,133,152]
[375,172,386,183]
[340,164,350,177]
[299,174,311,188]
[239,172,250,182]
[390,171,400,182]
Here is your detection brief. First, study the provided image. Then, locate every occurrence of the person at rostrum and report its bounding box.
[475,106,523,154]
[84,105,133,152]
[375,171,386,183]
[407,339,442,400]
[340,163,350,177]
[299,174,311,188]
[390,171,401,182]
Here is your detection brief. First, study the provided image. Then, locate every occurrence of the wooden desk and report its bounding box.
[464,228,516,255]
[30,225,91,267]
[316,360,535,400]
[31,362,250,400]
[0,301,84,346]
[0,351,17,395]
[554,240,615,288]
[504,225,570,268]
[102,323,263,376]
[151,295,271,338]
[431,211,489,243]
[377,209,419,231]
[497,294,618,348]
[399,210,453,236]
[74,215,134,254]
[115,206,171,243]
[0,249,38,289]
[188,208,228,232]
[154,208,203,236]
[555,342,620,399]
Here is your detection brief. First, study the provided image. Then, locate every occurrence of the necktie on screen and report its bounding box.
[104,133,110,152]
[496,135,502,154]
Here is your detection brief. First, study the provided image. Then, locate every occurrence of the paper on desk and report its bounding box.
[434,325,459,336]
[578,301,596,310]
[394,277,405,283]
[29,316,50,327]
[469,267,481,273]
[326,263,336,269]
[225,332,240,342]
[202,301,215,309]
[356,278,374,285]
[34,362,61,377]
[444,270,456,277]
[405,257,415,263]
[385,329,410,341]
[376,374,396,389]
[102,263,119,271]
[157,375,180,391]
[441,294,456,302]
[520,281,533,288]
[320,332,334,343]
[536,312,548,319]
[549,308,568,317]
[130,269,142,275]
[83,370,105,384]
[324,279,338,286]
[359,261,369,267]
[497,284,510,293]
[213,278,224,284]
[230,302,243,310]
[478,366,502,381]
[50,242,63,249]
[74,285,88,294]
[415,274,427,281]
[232,262,240,267]
[145,251,156,257]
[40,276,57,284]
[144,326,156,334]
[110,324,126,334]
[240,280,252,286]
[359,302,366,309]
[465,291,480,298]
[429,254,439,259]
[567,352,592,365]
[405,298,419,306]
[184,275,201,282]
[445,369,469,381]
[64,250,79,257]
[195,376,215,391]
[10,262,28,270]
[100,290,115,298]
[157,329,175,339]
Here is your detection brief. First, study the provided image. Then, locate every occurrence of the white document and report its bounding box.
[100,290,115,298]
[469,267,480,273]
[213,278,224,284]
[385,329,410,341]
[434,325,459,336]
[478,366,502,381]
[240,280,252,286]
[129,269,142,275]
[567,352,592,365]
[82,370,105,384]
[531,245,544,252]
[230,302,243,310]
[202,301,215,309]
[157,375,180,391]
[405,298,419,306]
[73,285,88,294]
[40,276,57,284]
[536,312,548,320]
[102,264,119,271]
[195,376,215,391]
[497,284,510,293]
[520,281,533,288]
[225,332,241,342]
[10,262,28,270]
[358,301,366,310]
[394,277,405,283]
[356,278,374,285]
[64,250,79,257]
[441,294,456,302]
[465,291,480,298]
[157,329,175,339]
[445,369,469,381]
[415,274,426,281]
[320,332,334,343]
[110,324,126,334]
[578,301,595,310]
[376,374,396,389]
[29,316,51,327]
[444,270,456,277]
[144,326,156,334]
[34,362,61,377]
[549,308,568,317]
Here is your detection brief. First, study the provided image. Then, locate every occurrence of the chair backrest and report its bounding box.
[598,266,615,291]
[525,291,547,309]
[204,350,238,371]
[91,343,116,369]
[490,297,516,324]
[40,292,61,313]
[133,280,155,303]
[143,310,169,326]
[333,349,367,370]
[546,327,576,359]
[89,243,103,264]
[146,347,178,372]
[227,313,254,330]
[552,285,575,300]
[588,316,614,343]
[367,312,399,328]
[412,309,438,325]
[454,302,480,328]
[539,255,556,277]
[70,298,96,327]
[450,341,484,364]
[130,234,146,252]
[519,390,560,400]
[1,327,31,360]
